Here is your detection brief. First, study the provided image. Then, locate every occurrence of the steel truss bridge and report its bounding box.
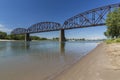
[11,3,120,42]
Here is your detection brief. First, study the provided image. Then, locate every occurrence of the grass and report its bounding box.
[105,38,120,44]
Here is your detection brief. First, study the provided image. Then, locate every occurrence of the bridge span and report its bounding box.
[11,3,120,42]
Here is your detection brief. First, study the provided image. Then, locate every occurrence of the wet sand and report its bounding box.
[52,43,120,80]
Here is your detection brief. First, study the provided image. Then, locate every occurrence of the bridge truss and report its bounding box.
[11,3,120,34]
[27,22,61,33]
[63,3,120,29]
[11,28,27,34]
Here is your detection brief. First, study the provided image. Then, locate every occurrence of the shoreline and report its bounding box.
[51,43,120,80]
[46,42,102,80]
[0,39,16,41]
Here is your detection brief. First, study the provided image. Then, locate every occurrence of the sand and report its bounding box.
[51,43,120,80]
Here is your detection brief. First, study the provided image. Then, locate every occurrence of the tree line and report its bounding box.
[0,31,48,40]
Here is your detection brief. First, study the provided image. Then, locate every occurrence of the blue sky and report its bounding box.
[0,0,120,39]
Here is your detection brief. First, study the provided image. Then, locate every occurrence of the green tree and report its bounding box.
[0,31,7,39]
[6,35,12,40]
[30,36,40,40]
[10,34,25,40]
[53,37,59,41]
[30,36,47,40]
[105,8,120,38]
[104,32,110,38]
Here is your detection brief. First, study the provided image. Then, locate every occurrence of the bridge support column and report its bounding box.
[59,29,66,42]
[25,33,30,41]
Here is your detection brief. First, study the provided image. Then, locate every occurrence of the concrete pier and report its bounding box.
[25,33,30,41]
[59,29,66,42]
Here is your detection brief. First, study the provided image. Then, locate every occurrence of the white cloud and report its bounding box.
[0,24,4,28]
[0,24,12,34]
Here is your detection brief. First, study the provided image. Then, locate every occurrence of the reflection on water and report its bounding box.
[59,42,65,56]
[0,41,99,80]
[24,42,30,50]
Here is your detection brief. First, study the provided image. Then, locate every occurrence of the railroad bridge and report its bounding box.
[11,3,120,42]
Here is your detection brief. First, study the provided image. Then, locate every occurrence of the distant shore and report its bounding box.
[0,39,104,42]
[51,43,120,80]
[0,39,16,41]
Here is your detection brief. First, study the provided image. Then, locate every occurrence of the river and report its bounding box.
[0,41,100,80]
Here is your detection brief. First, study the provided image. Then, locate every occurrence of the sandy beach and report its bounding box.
[52,43,120,80]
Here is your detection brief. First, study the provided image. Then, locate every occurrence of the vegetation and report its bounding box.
[104,8,120,44]
[105,8,120,38]
[31,36,47,40]
[67,38,85,41]
[0,31,7,39]
[0,31,48,40]
[52,37,59,41]
[10,34,25,40]
[105,38,120,44]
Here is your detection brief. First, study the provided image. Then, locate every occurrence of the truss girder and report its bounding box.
[27,22,61,33]
[63,3,120,29]
[11,28,27,34]
[11,3,120,34]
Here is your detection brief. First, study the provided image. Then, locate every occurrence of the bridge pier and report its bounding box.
[59,29,66,42]
[25,33,30,41]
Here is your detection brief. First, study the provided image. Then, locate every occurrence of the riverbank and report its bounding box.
[0,39,15,41]
[52,43,120,80]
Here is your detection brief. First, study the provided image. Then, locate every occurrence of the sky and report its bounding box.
[0,0,120,39]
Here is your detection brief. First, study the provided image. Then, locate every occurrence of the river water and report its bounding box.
[0,41,99,80]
